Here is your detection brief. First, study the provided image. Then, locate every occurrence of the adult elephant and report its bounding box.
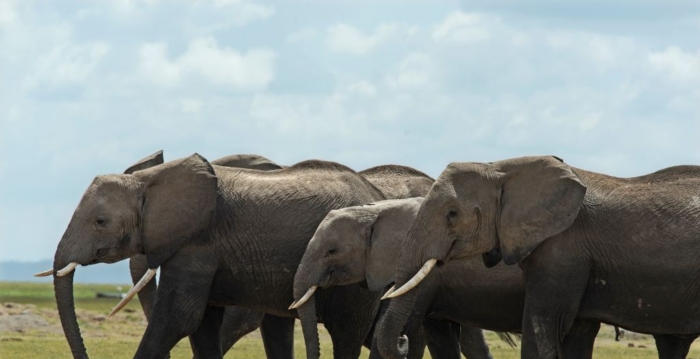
[47,154,389,359]
[124,152,292,358]
[379,156,700,359]
[292,197,518,359]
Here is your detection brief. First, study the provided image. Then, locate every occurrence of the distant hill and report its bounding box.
[0,260,133,284]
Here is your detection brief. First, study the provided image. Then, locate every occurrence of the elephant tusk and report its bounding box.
[34,268,54,277]
[56,262,78,277]
[386,259,437,299]
[109,268,157,317]
[288,286,317,310]
[380,285,396,300]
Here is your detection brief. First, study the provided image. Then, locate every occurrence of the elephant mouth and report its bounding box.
[93,247,127,264]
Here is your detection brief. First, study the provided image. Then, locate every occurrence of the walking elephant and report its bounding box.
[47,154,391,359]
[379,156,700,359]
[292,197,519,359]
[123,152,294,358]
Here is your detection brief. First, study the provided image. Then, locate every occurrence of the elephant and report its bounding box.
[48,154,391,359]
[290,165,494,359]
[379,155,700,359]
[210,154,285,170]
[120,158,474,358]
[293,197,519,359]
[359,165,434,199]
[123,152,294,359]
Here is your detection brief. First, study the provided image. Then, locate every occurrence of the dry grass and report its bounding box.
[1,282,699,358]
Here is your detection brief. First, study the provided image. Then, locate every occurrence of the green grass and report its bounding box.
[1,281,700,358]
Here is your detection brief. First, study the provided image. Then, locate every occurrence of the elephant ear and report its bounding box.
[495,156,586,265]
[124,150,164,174]
[134,154,218,268]
[366,198,423,291]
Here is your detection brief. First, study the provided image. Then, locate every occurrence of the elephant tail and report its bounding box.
[496,332,520,348]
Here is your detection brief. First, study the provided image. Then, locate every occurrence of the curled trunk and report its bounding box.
[54,269,88,359]
[377,287,419,359]
[129,254,158,320]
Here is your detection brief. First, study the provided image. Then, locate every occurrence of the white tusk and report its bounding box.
[386,259,437,299]
[380,285,396,300]
[109,268,157,317]
[34,269,55,277]
[56,262,78,277]
[288,286,317,310]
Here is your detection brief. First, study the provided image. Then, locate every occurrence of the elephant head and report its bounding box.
[377,156,586,358]
[46,154,217,358]
[290,197,423,359]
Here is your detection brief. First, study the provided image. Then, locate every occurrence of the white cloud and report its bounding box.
[432,12,492,43]
[386,53,434,89]
[648,46,700,83]
[181,98,203,113]
[22,38,110,89]
[326,23,398,55]
[287,28,316,44]
[139,37,275,90]
[206,0,274,27]
[0,0,18,25]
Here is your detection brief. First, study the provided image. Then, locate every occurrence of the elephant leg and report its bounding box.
[423,318,461,359]
[260,315,295,359]
[559,320,599,359]
[190,305,224,359]
[134,267,214,359]
[654,334,699,359]
[520,260,589,359]
[219,307,264,355]
[458,324,493,359]
[319,286,381,359]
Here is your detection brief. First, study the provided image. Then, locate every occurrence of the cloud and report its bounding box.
[139,37,275,90]
[385,52,434,89]
[23,41,110,90]
[211,0,274,24]
[287,28,316,44]
[326,23,399,55]
[648,46,700,83]
[432,12,493,43]
[0,0,18,25]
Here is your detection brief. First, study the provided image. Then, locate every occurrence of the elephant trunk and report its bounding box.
[54,259,88,359]
[297,295,320,359]
[129,254,158,320]
[293,264,320,359]
[377,285,418,359]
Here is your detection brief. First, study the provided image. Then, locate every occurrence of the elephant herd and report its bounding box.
[37,151,700,359]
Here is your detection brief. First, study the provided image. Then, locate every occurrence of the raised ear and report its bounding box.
[124,150,164,174]
[496,156,586,265]
[134,154,218,268]
[366,198,423,291]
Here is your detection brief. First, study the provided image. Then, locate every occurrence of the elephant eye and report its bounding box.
[326,249,337,257]
[95,217,107,226]
[447,209,458,219]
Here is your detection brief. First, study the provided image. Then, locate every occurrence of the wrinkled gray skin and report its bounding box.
[125,153,291,358]
[294,165,492,359]
[295,197,514,359]
[52,154,389,359]
[379,156,700,359]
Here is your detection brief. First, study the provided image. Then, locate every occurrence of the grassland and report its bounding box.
[1,281,698,358]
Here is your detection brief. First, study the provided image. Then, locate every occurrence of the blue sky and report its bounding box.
[1,0,699,262]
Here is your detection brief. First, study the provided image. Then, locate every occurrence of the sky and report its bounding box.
[1,0,699,262]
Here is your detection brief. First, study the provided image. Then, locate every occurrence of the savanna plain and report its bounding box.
[1,282,698,358]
